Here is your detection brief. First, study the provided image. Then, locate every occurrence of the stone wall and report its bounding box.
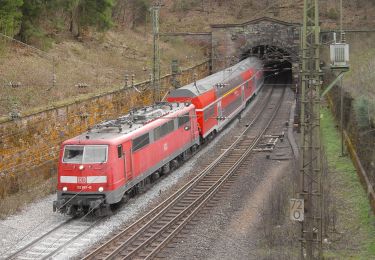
[0,61,210,199]
[211,17,300,72]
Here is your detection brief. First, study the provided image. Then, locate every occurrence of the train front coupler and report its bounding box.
[53,198,82,216]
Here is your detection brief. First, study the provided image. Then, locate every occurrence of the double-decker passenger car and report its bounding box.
[167,57,263,141]
[53,103,199,216]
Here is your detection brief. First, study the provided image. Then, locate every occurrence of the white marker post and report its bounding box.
[290,198,304,222]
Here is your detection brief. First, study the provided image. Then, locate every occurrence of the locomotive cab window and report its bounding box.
[63,145,108,164]
[178,113,190,127]
[63,146,83,163]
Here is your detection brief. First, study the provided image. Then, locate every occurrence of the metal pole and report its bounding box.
[340,0,345,156]
[151,2,161,103]
[299,0,323,258]
[340,77,344,156]
[340,0,343,42]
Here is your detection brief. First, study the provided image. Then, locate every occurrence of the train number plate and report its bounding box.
[77,185,92,190]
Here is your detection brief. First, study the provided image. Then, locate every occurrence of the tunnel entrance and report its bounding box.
[241,45,293,86]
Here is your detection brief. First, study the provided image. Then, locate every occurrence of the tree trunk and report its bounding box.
[70,3,80,37]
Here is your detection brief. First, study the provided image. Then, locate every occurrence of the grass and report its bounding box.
[0,28,206,116]
[344,35,375,99]
[321,107,375,259]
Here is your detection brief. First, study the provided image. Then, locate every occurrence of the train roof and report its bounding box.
[169,57,262,98]
[67,102,192,142]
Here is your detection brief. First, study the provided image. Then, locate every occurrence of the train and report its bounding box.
[53,57,264,216]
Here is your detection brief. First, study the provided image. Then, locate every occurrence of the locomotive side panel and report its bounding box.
[110,141,133,192]
[131,108,200,178]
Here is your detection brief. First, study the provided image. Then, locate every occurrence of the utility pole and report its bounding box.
[151,1,162,103]
[299,0,323,258]
[339,0,345,156]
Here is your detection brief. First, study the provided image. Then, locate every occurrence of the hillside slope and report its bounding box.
[161,0,375,31]
[1,0,375,116]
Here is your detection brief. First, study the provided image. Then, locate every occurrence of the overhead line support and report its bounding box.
[299,0,323,259]
[151,2,162,103]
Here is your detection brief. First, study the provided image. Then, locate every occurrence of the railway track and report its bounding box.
[82,86,286,260]
[6,216,105,260]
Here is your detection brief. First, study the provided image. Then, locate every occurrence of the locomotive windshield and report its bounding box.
[63,145,108,164]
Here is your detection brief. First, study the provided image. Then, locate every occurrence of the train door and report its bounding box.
[117,145,126,182]
[121,142,133,181]
[189,111,195,142]
[217,101,222,127]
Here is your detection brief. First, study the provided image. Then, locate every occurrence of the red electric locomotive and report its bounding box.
[167,57,263,141]
[53,102,199,216]
[53,57,263,216]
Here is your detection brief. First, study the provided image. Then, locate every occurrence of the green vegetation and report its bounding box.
[321,108,375,258]
[0,0,23,37]
[327,8,339,20]
[0,0,116,47]
[354,96,374,129]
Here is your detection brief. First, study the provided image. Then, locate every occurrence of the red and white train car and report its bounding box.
[53,57,263,216]
[167,57,263,140]
[53,103,199,215]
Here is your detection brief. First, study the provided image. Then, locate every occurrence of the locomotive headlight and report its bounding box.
[98,187,104,192]
[62,186,68,192]
[79,165,84,170]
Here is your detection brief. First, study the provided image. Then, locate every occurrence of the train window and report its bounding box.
[204,105,215,121]
[63,145,83,163]
[117,145,123,158]
[132,133,150,152]
[83,146,107,163]
[63,145,107,164]
[154,120,175,140]
[178,113,190,127]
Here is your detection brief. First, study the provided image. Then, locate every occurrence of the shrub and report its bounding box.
[327,8,339,20]
[354,96,372,129]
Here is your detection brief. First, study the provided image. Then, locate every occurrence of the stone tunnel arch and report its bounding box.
[210,17,300,87]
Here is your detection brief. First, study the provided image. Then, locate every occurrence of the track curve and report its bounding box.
[82,86,286,260]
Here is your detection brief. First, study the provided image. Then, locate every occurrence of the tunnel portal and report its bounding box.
[241,44,293,85]
[210,17,300,87]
